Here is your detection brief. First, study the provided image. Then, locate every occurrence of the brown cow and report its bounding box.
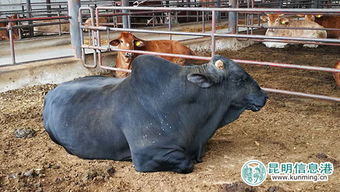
[0,15,19,40]
[109,32,195,78]
[303,15,340,39]
[334,61,340,87]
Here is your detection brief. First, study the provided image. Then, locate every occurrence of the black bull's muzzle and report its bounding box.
[245,91,268,112]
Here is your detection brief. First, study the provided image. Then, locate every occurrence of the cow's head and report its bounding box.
[109,32,147,77]
[261,14,289,32]
[109,32,145,61]
[6,14,19,40]
[187,55,267,116]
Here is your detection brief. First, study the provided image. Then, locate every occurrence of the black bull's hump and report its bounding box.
[43,55,267,173]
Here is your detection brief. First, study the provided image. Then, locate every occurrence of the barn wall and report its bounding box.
[0,53,114,93]
[0,0,64,12]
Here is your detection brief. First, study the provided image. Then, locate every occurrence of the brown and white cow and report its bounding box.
[0,15,19,41]
[109,32,195,78]
[260,14,327,48]
[334,61,340,87]
[303,15,340,39]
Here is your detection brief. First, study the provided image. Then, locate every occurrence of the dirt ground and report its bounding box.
[0,43,339,192]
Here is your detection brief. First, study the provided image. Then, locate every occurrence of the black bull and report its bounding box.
[43,55,267,173]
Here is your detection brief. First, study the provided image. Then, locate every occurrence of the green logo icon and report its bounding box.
[241,160,267,186]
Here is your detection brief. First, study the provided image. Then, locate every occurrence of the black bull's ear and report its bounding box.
[187,73,215,88]
[187,60,228,88]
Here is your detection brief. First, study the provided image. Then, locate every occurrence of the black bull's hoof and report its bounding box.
[43,55,267,173]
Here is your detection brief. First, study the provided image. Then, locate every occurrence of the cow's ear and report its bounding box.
[187,73,214,88]
[135,40,145,47]
[109,39,120,46]
[304,15,315,21]
[279,18,289,25]
[260,15,268,22]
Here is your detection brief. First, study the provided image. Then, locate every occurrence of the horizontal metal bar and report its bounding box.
[262,88,340,102]
[100,65,132,72]
[0,9,67,15]
[233,59,340,73]
[239,24,340,32]
[82,25,340,44]
[0,21,69,30]
[82,25,210,37]
[96,7,340,14]
[0,16,70,23]
[214,33,340,44]
[251,38,340,47]
[82,45,340,73]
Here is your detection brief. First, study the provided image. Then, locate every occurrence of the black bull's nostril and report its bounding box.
[246,92,268,112]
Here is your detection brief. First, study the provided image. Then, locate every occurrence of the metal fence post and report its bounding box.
[68,0,81,58]
[26,0,34,37]
[228,0,237,34]
[46,0,51,17]
[8,22,16,64]
[312,0,320,8]
[211,11,216,57]
[122,0,130,28]
[216,0,221,22]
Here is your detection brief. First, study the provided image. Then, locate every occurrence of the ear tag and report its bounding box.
[135,41,143,47]
[281,20,287,24]
[316,15,322,18]
[215,60,224,70]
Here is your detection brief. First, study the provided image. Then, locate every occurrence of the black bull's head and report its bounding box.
[186,55,267,113]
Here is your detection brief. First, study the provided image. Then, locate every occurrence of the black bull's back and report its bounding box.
[43,55,267,173]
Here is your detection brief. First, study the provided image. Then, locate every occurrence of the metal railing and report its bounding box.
[80,6,340,102]
[0,16,70,64]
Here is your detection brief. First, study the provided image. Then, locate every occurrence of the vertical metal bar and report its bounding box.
[250,0,254,35]
[79,9,85,63]
[91,8,97,67]
[96,8,102,66]
[245,0,250,35]
[228,0,237,34]
[46,0,51,17]
[57,10,62,35]
[216,0,221,22]
[202,11,205,33]
[68,0,82,58]
[122,0,129,28]
[8,23,16,65]
[168,11,172,40]
[26,0,34,37]
[211,10,216,57]
[107,28,110,48]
